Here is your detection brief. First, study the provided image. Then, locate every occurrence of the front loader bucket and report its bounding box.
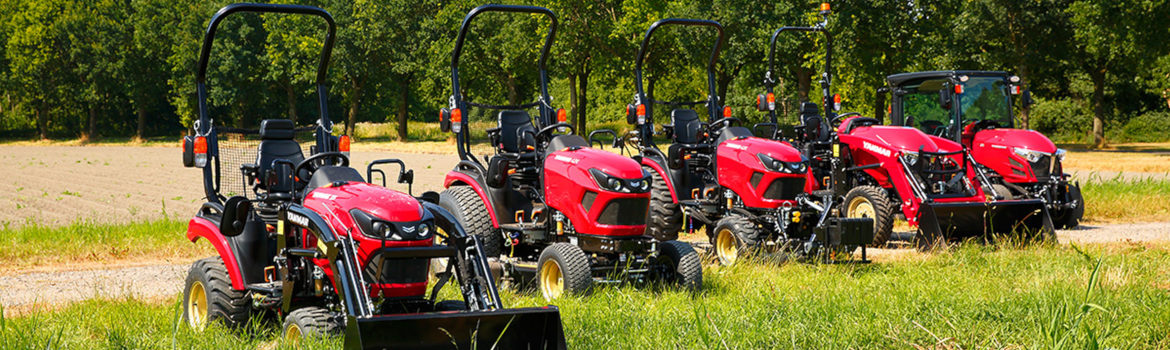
[344,306,566,350]
[917,199,1054,248]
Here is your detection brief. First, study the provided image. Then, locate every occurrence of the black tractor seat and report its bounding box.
[665,109,710,170]
[486,110,542,188]
[254,119,306,191]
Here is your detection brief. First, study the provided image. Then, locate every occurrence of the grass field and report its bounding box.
[0,219,209,274]
[3,243,1168,349]
[1081,175,1170,224]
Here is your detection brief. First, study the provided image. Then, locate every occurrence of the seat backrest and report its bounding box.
[671,109,703,144]
[498,110,537,153]
[799,102,829,142]
[256,119,305,190]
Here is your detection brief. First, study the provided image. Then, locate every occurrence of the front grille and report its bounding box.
[1031,155,1052,179]
[597,197,649,226]
[763,177,806,200]
[363,255,429,285]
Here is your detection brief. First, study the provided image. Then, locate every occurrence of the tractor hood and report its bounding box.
[548,147,646,179]
[849,125,963,154]
[305,182,423,223]
[973,129,1057,154]
[720,136,803,162]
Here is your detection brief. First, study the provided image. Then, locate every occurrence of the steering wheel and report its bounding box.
[294,152,350,186]
[708,117,740,131]
[830,112,862,128]
[536,122,575,141]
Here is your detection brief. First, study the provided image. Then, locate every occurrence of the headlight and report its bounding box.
[757,153,807,174]
[900,151,919,166]
[1013,148,1046,163]
[1054,148,1067,162]
[589,168,650,193]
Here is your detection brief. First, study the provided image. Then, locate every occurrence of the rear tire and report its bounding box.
[644,166,682,241]
[183,257,250,330]
[536,243,592,300]
[843,186,895,247]
[1053,183,1084,229]
[989,184,1015,200]
[440,186,502,257]
[657,240,702,291]
[711,214,758,265]
[283,307,341,341]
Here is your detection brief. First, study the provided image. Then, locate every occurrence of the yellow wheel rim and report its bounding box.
[186,281,207,330]
[716,228,738,265]
[540,259,564,300]
[848,197,875,219]
[285,323,302,341]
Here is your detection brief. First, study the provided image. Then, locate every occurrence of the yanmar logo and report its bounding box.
[553,155,579,164]
[725,143,748,150]
[862,141,892,157]
[287,213,310,227]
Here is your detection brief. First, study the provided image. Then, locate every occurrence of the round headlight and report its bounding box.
[608,178,622,191]
[418,223,430,236]
[901,153,918,166]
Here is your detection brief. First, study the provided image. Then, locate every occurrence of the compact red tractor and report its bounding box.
[883,70,1084,229]
[178,4,564,348]
[609,18,871,265]
[436,5,701,300]
[755,3,1053,249]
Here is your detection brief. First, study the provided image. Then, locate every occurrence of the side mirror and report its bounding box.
[938,86,953,109]
[625,104,637,125]
[439,108,451,132]
[220,196,253,237]
[398,169,414,185]
[905,115,916,127]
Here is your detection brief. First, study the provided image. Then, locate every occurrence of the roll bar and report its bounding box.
[632,19,725,151]
[764,15,833,125]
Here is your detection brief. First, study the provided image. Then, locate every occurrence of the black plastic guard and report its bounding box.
[343,306,566,350]
[917,199,1054,242]
[817,217,874,246]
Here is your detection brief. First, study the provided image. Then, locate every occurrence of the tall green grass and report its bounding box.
[1080,174,1170,223]
[0,218,208,271]
[4,244,1168,348]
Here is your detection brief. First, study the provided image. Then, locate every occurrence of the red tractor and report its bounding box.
[178,4,564,348]
[883,70,1084,229]
[608,18,871,265]
[755,3,1054,249]
[436,5,701,300]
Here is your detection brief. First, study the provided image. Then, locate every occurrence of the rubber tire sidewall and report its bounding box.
[657,240,702,291]
[283,306,341,340]
[644,165,682,241]
[1053,183,1084,229]
[440,186,502,257]
[843,186,895,247]
[711,214,758,265]
[183,257,250,330]
[537,243,593,299]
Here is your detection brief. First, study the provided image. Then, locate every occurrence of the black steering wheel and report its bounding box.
[830,112,863,128]
[536,122,575,140]
[294,152,350,186]
[708,117,740,131]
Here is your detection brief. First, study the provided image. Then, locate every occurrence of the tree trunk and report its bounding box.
[506,75,519,106]
[874,87,887,123]
[796,67,812,103]
[717,74,731,106]
[1017,64,1030,129]
[578,72,588,132]
[396,75,410,140]
[84,105,97,140]
[1090,68,1106,148]
[568,73,579,130]
[285,82,297,125]
[37,102,48,140]
[347,77,362,136]
[136,106,147,140]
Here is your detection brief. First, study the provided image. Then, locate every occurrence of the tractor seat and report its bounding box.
[670,109,704,144]
[255,119,306,191]
[799,102,829,142]
[497,110,537,154]
[303,166,365,197]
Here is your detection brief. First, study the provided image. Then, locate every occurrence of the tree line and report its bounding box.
[1,0,1167,147]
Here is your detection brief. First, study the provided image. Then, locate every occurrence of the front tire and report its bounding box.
[711,214,758,265]
[283,307,341,341]
[536,243,592,300]
[843,186,895,247]
[183,257,250,330]
[657,241,702,291]
[644,165,682,241]
[440,186,502,257]
[1053,183,1084,229]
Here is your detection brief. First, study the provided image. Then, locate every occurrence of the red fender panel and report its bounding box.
[640,158,678,203]
[186,217,245,290]
[444,172,501,228]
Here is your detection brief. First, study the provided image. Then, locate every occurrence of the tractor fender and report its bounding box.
[186,216,246,290]
[444,171,500,228]
[641,156,678,202]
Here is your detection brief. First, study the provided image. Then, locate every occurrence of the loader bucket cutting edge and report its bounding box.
[916,199,1054,245]
[343,306,566,350]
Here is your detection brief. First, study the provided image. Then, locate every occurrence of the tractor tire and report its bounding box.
[843,186,895,247]
[434,300,468,311]
[990,184,1015,200]
[536,243,592,300]
[282,306,341,340]
[440,186,502,258]
[710,214,758,266]
[657,240,702,292]
[1053,183,1084,229]
[183,257,250,330]
[644,166,682,241]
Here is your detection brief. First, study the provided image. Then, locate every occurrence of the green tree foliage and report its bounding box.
[0,0,1167,145]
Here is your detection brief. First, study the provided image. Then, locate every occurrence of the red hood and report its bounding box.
[548,147,645,179]
[849,125,963,154]
[973,129,1056,153]
[304,182,422,223]
[719,137,803,162]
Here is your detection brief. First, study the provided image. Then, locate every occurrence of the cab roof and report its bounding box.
[886,70,1009,87]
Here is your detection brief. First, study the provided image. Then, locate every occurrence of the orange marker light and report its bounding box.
[954,84,964,94]
[636,104,646,116]
[450,108,463,133]
[767,93,775,103]
[820,3,831,12]
[557,108,567,123]
[338,135,351,155]
[833,94,842,104]
[193,136,208,168]
[723,106,732,118]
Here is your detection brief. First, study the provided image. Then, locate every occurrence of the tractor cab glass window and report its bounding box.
[900,79,952,137]
[957,77,1012,129]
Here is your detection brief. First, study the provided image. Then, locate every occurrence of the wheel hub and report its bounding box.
[848,197,875,219]
[716,228,738,265]
[285,323,302,340]
[186,281,207,330]
[540,259,564,300]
